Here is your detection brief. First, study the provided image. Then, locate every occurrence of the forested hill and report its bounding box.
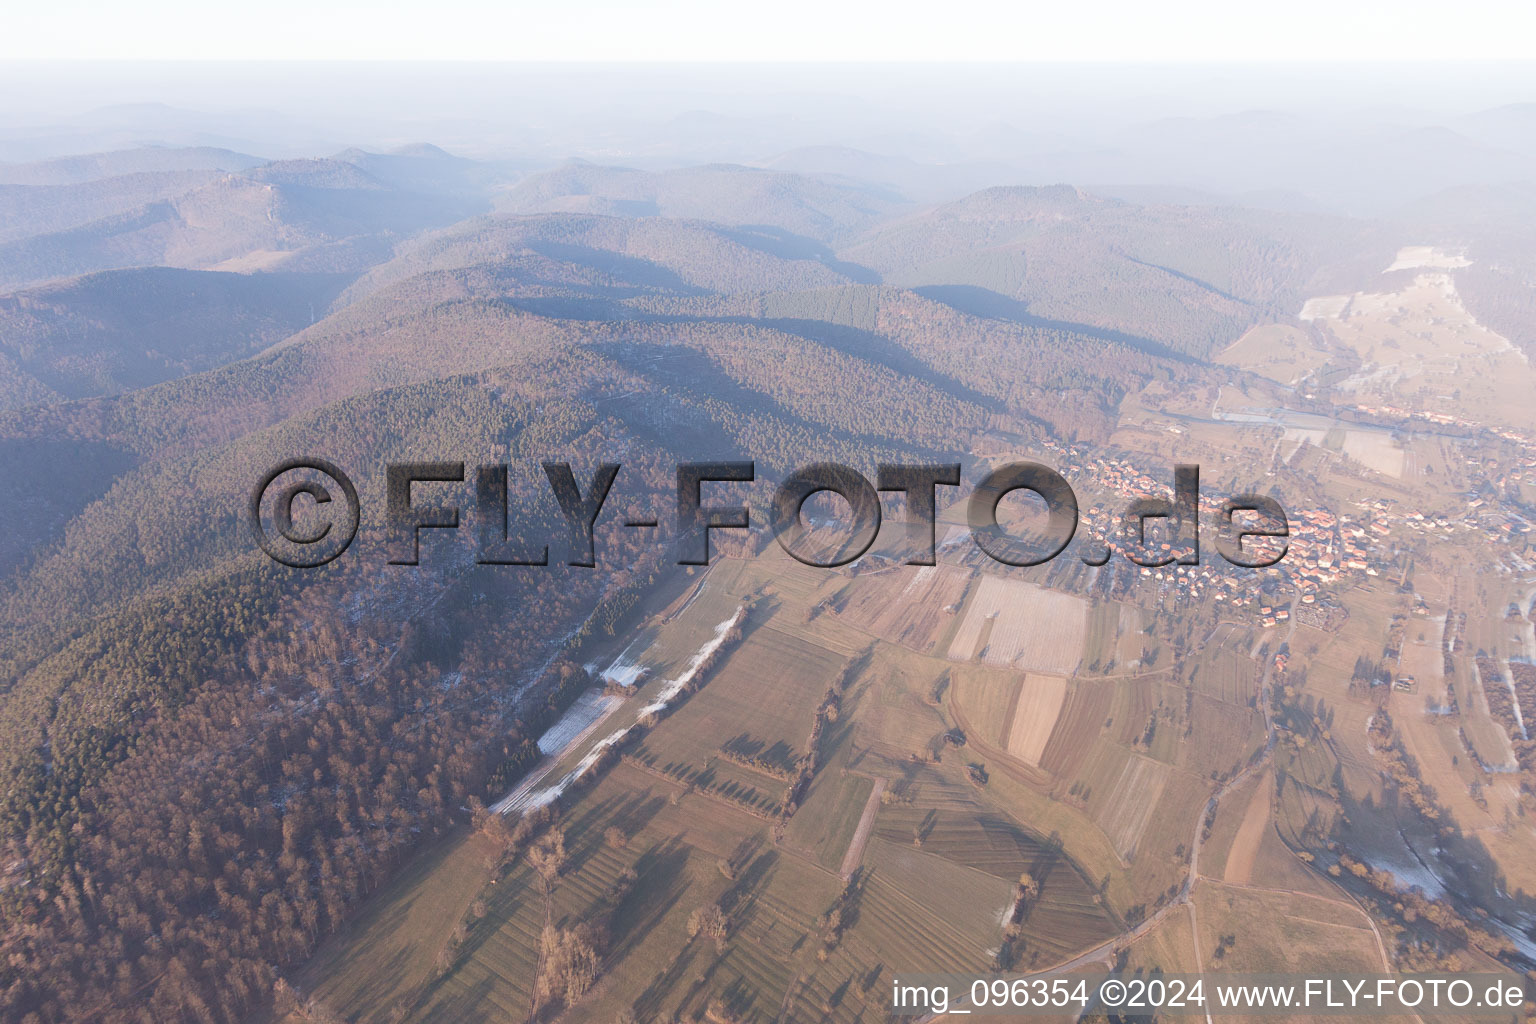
[0,267,351,406]
[494,162,907,244]
[0,147,511,292]
[842,184,1378,359]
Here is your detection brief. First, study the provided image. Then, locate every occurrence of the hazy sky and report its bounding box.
[7,0,1535,61]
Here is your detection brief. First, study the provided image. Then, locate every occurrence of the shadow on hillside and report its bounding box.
[0,438,139,580]
[913,283,1195,362]
[719,224,882,284]
[527,239,710,295]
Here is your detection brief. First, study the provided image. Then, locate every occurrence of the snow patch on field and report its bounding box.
[494,605,745,816]
[537,691,621,755]
[639,606,745,716]
[491,690,627,814]
[518,727,634,811]
[600,636,649,688]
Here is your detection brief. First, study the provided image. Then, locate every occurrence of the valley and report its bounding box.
[1,128,1534,1024]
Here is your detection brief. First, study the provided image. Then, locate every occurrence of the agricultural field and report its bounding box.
[1467,660,1521,770]
[1181,695,1265,780]
[1242,818,1343,902]
[1215,322,1334,385]
[631,623,849,816]
[1339,429,1407,478]
[1082,600,1120,671]
[1221,768,1273,885]
[869,804,1119,966]
[1121,902,1201,976]
[1093,755,1171,861]
[1384,245,1471,272]
[1037,678,1113,778]
[947,665,1017,748]
[299,555,1142,1024]
[1004,674,1068,768]
[1195,770,1265,885]
[1115,605,1147,667]
[852,645,964,768]
[946,575,1088,674]
[821,562,973,652]
[1298,294,1351,321]
[1191,884,1385,975]
[859,838,1014,966]
[782,761,875,872]
[1081,600,1146,673]
[1189,645,1256,705]
[1397,622,1446,700]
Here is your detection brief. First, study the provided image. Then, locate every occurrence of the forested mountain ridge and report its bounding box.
[0,173,486,290]
[0,267,351,405]
[0,170,227,245]
[842,184,1381,358]
[494,162,907,244]
[0,147,513,291]
[338,211,870,305]
[0,146,266,186]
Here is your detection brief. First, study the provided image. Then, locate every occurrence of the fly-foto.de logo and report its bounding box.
[249,460,1289,571]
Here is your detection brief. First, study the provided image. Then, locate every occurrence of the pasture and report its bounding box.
[1192,884,1385,975]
